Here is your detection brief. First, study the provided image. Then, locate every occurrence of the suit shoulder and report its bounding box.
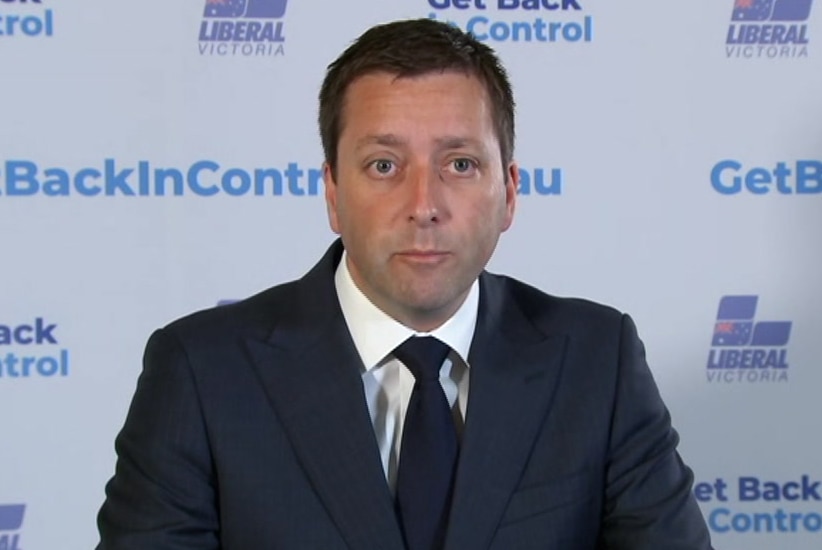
[160,279,299,344]
[488,273,625,332]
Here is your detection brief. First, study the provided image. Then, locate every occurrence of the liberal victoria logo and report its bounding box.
[0,504,25,550]
[726,0,814,59]
[706,296,792,383]
[199,0,286,58]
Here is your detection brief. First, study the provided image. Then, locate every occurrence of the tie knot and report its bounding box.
[394,336,450,382]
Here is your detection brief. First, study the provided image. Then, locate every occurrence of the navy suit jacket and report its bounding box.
[97,241,713,549]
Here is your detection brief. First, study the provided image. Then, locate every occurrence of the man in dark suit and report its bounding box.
[97,19,714,549]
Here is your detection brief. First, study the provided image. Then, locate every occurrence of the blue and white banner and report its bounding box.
[1,0,820,547]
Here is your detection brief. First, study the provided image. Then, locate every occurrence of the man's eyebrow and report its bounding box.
[354,134,406,149]
[354,135,486,151]
[434,136,485,150]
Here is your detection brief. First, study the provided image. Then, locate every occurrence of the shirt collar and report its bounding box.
[334,250,478,372]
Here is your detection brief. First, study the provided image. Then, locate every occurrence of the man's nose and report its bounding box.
[406,167,443,225]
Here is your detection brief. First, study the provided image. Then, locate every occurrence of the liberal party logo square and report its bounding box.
[199,0,287,58]
[731,0,813,21]
[0,504,25,549]
[203,0,287,19]
[706,295,793,383]
[727,0,814,59]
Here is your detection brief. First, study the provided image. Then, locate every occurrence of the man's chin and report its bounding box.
[392,291,469,329]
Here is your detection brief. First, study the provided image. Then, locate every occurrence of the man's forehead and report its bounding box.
[334,70,497,153]
[339,70,491,126]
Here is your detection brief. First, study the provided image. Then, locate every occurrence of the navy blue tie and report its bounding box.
[394,336,457,550]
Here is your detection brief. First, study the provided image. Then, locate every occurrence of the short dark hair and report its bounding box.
[318,18,515,176]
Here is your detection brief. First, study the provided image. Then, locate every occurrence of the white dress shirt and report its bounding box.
[334,251,478,492]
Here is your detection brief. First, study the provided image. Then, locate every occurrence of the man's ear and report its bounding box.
[501,162,519,231]
[323,162,341,234]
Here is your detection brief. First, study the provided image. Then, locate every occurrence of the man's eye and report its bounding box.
[451,158,475,173]
[372,160,394,174]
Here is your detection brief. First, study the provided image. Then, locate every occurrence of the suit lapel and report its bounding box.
[445,273,569,550]
[244,242,405,550]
